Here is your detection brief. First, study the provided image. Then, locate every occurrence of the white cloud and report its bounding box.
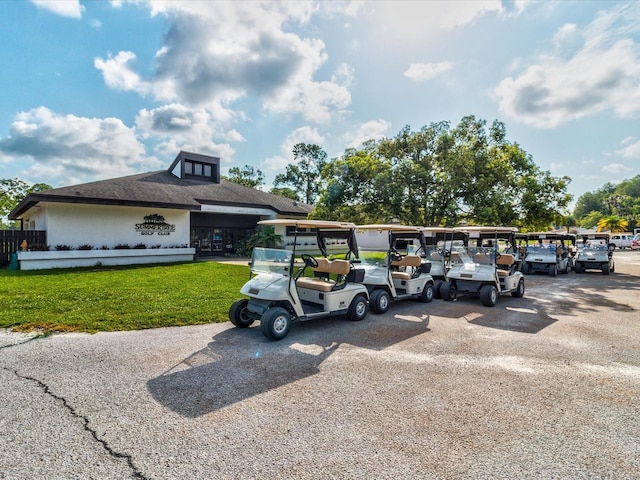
[615,139,640,159]
[495,3,640,128]
[95,1,352,124]
[31,0,84,18]
[602,162,633,174]
[135,104,240,161]
[404,62,453,82]
[263,126,324,171]
[0,107,159,186]
[342,119,392,149]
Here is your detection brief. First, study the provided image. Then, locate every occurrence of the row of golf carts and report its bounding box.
[230,220,615,340]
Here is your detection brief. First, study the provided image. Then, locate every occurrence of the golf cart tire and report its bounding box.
[548,265,557,277]
[574,263,584,274]
[522,262,530,275]
[370,289,390,314]
[611,261,615,273]
[433,279,443,299]
[480,285,498,307]
[602,263,610,275]
[512,278,525,298]
[562,262,569,274]
[347,294,368,321]
[260,307,292,341]
[440,281,456,301]
[419,282,435,303]
[229,299,254,328]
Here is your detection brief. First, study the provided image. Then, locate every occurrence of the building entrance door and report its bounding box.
[191,228,225,257]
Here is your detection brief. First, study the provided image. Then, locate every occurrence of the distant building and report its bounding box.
[9,151,313,259]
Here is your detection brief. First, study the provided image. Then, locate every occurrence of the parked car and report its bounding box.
[609,233,634,250]
[631,233,640,250]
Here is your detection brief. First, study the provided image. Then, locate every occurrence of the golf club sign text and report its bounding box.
[135,214,175,236]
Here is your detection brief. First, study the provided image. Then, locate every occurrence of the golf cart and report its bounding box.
[574,233,615,275]
[519,232,576,276]
[440,226,525,307]
[229,219,369,341]
[420,227,468,298]
[354,224,436,313]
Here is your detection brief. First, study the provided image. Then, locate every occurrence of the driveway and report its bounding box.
[1,252,639,479]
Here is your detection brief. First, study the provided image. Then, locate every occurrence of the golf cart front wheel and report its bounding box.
[433,279,443,299]
[419,282,435,303]
[602,263,610,275]
[574,263,584,273]
[440,281,456,301]
[370,289,390,314]
[480,285,498,307]
[229,299,254,328]
[347,294,368,321]
[512,278,525,298]
[548,265,557,277]
[260,307,292,341]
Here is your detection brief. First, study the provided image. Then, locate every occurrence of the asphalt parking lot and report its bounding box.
[1,251,639,479]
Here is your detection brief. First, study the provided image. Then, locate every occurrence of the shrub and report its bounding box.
[55,245,72,251]
[114,244,131,250]
[133,243,147,249]
[77,244,93,250]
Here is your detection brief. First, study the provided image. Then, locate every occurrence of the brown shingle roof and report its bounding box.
[10,170,313,219]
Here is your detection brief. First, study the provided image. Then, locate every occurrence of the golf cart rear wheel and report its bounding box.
[512,278,525,298]
[419,282,435,303]
[370,289,390,314]
[347,294,368,321]
[229,299,254,328]
[480,285,498,307]
[260,307,292,341]
[440,281,456,301]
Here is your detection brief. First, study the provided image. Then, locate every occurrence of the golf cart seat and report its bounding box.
[474,252,492,264]
[496,253,515,276]
[296,258,351,292]
[390,254,421,280]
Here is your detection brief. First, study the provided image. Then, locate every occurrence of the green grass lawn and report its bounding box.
[0,262,249,333]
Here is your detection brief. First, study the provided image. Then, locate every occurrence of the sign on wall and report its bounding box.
[135,214,176,236]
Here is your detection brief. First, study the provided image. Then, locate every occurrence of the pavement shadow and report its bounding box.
[147,307,431,418]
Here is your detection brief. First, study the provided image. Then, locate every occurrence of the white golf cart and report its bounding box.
[420,227,468,299]
[229,219,370,340]
[574,233,615,275]
[519,232,576,276]
[439,226,525,307]
[354,224,436,313]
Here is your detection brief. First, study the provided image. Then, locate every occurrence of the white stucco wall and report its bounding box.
[36,203,190,249]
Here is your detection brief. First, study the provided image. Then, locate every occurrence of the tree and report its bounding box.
[273,143,327,204]
[1,178,51,229]
[597,215,629,233]
[269,187,300,201]
[224,165,265,189]
[246,225,282,249]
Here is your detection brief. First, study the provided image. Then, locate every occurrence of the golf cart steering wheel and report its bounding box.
[390,251,402,262]
[301,254,319,268]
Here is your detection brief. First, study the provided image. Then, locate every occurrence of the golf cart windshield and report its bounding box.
[250,247,293,275]
[527,244,556,254]
[457,245,498,266]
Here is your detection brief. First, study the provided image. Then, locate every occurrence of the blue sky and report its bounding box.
[1,0,639,210]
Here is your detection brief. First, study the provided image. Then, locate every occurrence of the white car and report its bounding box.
[609,233,634,250]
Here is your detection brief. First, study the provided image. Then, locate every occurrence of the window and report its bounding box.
[184,159,217,182]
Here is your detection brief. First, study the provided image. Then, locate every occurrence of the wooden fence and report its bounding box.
[0,230,47,267]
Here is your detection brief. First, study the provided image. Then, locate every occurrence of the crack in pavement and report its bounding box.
[3,367,150,480]
[0,333,47,350]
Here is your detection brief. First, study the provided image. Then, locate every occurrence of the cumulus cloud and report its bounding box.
[135,104,240,161]
[602,162,633,174]
[404,62,453,82]
[31,0,84,18]
[342,119,392,149]
[263,126,324,172]
[616,139,640,159]
[94,1,352,124]
[0,107,160,186]
[495,3,640,128]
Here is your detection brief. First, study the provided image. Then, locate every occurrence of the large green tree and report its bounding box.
[1,178,51,229]
[273,143,327,205]
[224,165,265,189]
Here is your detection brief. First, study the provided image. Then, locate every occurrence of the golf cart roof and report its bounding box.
[356,224,422,233]
[259,219,356,229]
[454,226,518,235]
[518,232,576,241]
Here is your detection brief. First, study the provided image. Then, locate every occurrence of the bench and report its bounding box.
[296,258,351,292]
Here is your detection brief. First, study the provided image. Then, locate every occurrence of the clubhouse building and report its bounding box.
[9,151,313,265]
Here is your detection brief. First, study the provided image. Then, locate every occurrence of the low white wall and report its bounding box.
[17,248,195,270]
[37,203,190,249]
